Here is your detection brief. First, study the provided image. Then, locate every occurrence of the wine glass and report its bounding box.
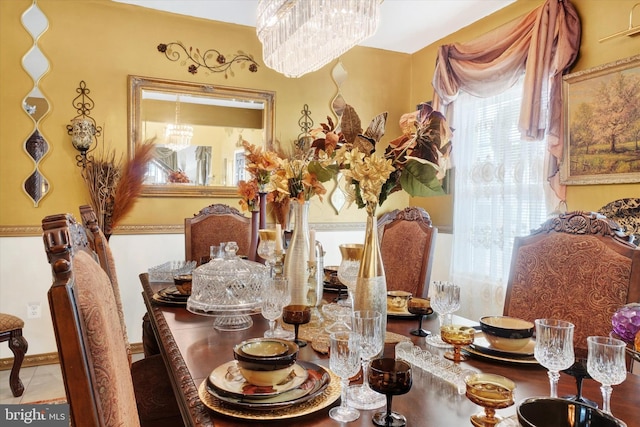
[562,357,598,408]
[348,310,386,410]
[338,243,363,307]
[407,297,433,337]
[257,229,277,274]
[328,331,362,422]
[440,324,475,363]
[282,304,311,347]
[465,372,516,427]
[368,358,413,427]
[426,281,460,348]
[587,336,627,414]
[534,318,575,398]
[261,277,290,338]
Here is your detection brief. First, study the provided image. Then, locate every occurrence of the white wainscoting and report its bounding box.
[0,231,452,359]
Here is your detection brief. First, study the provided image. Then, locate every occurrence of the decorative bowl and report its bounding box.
[517,397,627,427]
[233,338,298,372]
[480,316,534,351]
[173,274,192,295]
[387,290,412,313]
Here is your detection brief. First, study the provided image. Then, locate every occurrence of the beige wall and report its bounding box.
[409,0,640,228]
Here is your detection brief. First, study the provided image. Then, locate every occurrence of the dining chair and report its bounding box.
[43,213,182,427]
[504,211,640,357]
[185,203,252,265]
[378,207,438,298]
[0,313,28,397]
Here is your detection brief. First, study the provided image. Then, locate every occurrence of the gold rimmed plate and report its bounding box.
[462,345,539,366]
[205,361,330,411]
[208,361,308,399]
[199,361,340,419]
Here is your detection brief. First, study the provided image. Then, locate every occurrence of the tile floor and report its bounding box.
[0,353,145,404]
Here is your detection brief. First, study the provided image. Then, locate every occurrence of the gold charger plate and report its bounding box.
[198,363,341,420]
[471,332,535,358]
[462,345,539,366]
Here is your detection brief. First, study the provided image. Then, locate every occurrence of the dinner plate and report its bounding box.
[387,308,419,318]
[462,345,539,366]
[205,360,330,410]
[471,332,535,358]
[198,362,341,420]
[208,361,308,399]
[158,286,189,301]
[152,292,187,306]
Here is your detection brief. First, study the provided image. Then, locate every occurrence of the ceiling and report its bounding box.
[112,0,516,54]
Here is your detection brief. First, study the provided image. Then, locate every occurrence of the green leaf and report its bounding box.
[399,160,445,197]
[308,161,336,182]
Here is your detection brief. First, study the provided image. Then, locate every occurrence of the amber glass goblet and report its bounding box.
[368,358,413,427]
[407,298,433,337]
[441,325,475,362]
[465,373,516,427]
[282,304,311,347]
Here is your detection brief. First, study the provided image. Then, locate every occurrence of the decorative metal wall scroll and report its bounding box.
[157,42,259,79]
[296,104,314,149]
[66,80,102,167]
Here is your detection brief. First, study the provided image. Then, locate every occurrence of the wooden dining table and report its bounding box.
[141,279,640,427]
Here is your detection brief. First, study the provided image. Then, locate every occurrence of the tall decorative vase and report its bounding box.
[284,200,310,305]
[258,191,268,230]
[353,202,387,336]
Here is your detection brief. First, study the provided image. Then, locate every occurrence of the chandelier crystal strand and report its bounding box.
[256,0,380,78]
[164,95,193,152]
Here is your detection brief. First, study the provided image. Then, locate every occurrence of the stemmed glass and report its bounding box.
[407,297,433,337]
[440,324,475,363]
[348,310,386,410]
[587,336,627,414]
[562,357,598,407]
[534,319,575,398]
[426,281,460,348]
[337,243,363,307]
[328,331,362,423]
[261,277,290,338]
[465,372,516,427]
[368,358,413,427]
[257,229,277,273]
[282,304,311,347]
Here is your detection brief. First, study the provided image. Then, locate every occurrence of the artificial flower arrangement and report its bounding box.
[310,102,452,213]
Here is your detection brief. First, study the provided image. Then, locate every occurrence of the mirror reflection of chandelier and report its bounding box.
[256,0,381,78]
[164,95,193,152]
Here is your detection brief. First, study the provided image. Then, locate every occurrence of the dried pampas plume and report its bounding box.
[82,138,156,237]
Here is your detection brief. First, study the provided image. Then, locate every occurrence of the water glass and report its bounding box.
[587,336,627,414]
[349,310,386,409]
[426,281,460,348]
[534,318,575,398]
[328,331,362,422]
[261,277,290,338]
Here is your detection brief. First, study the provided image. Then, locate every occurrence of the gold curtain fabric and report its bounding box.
[432,0,581,200]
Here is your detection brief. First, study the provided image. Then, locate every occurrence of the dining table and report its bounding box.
[141,278,640,427]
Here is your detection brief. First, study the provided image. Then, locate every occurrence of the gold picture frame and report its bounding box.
[561,54,640,185]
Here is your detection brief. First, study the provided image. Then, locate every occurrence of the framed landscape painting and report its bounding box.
[561,54,640,185]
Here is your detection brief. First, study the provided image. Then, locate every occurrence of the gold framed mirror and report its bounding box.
[128,75,275,197]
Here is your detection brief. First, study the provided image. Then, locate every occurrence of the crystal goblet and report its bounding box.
[368,358,413,427]
[465,372,516,427]
[328,331,362,422]
[261,277,290,338]
[426,281,460,348]
[348,310,386,410]
[282,304,311,347]
[587,336,627,414]
[337,243,363,307]
[534,318,575,398]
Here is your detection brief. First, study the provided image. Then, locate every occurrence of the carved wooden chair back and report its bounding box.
[378,207,438,298]
[504,211,640,357]
[43,213,140,427]
[185,203,252,265]
[79,204,131,363]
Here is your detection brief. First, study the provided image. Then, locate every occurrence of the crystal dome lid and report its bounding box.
[187,242,268,316]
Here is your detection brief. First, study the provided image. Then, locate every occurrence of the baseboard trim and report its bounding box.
[0,342,145,370]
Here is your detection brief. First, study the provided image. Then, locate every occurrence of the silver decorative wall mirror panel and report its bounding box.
[128,75,275,197]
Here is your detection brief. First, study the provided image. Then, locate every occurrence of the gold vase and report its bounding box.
[353,203,387,334]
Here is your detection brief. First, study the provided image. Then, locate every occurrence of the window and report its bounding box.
[450,75,549,320]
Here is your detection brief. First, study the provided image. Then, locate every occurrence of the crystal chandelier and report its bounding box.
[256,0,380,78]
[164,96,193,152]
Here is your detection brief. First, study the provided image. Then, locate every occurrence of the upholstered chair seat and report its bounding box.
[0,313,28,397]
